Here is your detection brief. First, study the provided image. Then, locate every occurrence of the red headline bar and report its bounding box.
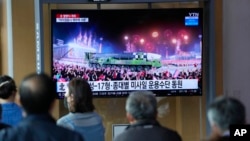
[56,14,80,18]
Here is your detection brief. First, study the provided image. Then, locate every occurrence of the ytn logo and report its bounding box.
[189,13,199,17]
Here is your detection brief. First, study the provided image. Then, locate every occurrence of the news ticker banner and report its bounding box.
[230,125,250,141]
[56,79,198,92]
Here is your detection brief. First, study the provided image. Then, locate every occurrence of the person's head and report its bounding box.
[207,96,246,135]
[19,73,57,114]
[0,75,17,100]
[65,78,95,113]
[125,91,157,123]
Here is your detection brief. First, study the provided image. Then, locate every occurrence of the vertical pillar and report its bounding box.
[0,0,13,76]
[204,0,216,136]
[34,0,44,73]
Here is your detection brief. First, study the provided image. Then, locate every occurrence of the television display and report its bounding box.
[51,8,203,98]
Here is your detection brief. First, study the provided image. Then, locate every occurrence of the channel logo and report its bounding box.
[230,124,250,141]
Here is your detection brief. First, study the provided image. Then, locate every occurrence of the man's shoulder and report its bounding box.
[57,112,103,124]
[114,124,182,141]
[0,122,84,141]
[57,113,72,124]
[54,124,84,139]
[125,123,180,134]
[158,126,181,135]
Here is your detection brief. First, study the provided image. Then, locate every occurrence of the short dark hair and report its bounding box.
[0,75,17,99]
[207,96,246,131]
[126,91,157,120]
[68,78,95,113]
[19,73,57,114]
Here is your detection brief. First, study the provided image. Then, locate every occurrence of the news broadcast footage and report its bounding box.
[51,9,203,98]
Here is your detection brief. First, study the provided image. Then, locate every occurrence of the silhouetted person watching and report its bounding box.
[57,78,105,141]
[0,75,23,126]
[114,90,182,141]
[206,96,246,141]
[0,73,84,141]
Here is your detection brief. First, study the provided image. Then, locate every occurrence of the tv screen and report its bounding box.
[51,8,203,98]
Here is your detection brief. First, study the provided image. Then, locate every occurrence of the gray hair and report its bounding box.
[125,91,157,120]
[207,96,245,131]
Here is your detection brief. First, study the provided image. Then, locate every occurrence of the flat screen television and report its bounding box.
[51,8,203,98]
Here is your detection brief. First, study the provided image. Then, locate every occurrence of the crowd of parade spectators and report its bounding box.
[52,61,202,82]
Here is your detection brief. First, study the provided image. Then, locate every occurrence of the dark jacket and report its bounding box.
[114,120,182,141]
[0,113,84,141]
[203,136,229,141]
[0,123,10,130]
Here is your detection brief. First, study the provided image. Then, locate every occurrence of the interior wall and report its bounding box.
[215,0,223,96]
[12,0,36,83]
[223,0,250,123]
[0,1,223,141]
